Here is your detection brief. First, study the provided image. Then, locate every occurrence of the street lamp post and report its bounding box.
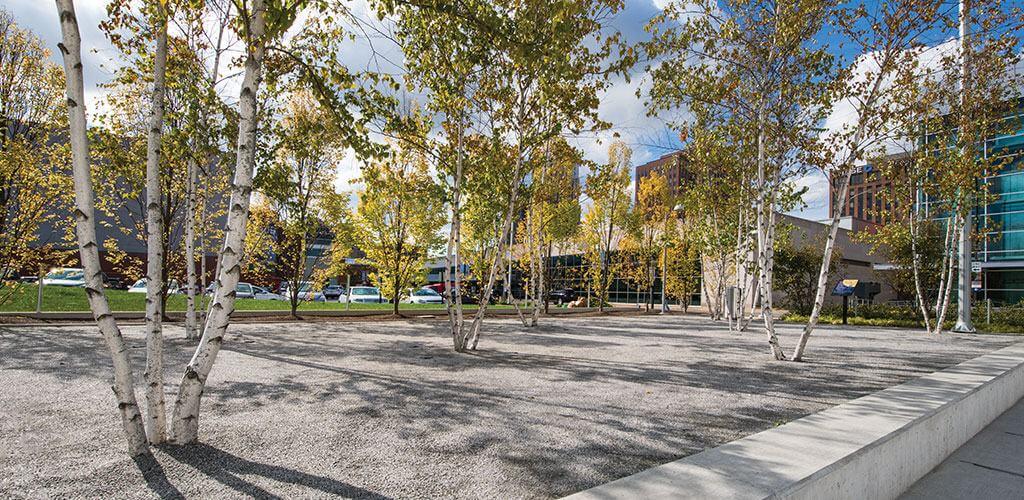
[953,0,975,333]
[661,203,683,314]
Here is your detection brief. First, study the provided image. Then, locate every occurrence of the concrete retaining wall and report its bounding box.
[565,341,1024,500]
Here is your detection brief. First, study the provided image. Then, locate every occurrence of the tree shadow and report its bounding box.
[134,453,184,500]
[158,443,390,499]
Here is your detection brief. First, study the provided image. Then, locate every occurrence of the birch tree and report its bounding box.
[926,0,1021,334]
[177,0,236,340]
[170,0,288,444]
[518,137,581,318]
[138,0,170,445]
[394,1,489,350]
[679,127,749,325]
[793,0,948,360]
[646,0,833,359]
[579,140,631,312]
[354,140,444,314]
[398,0,624,351]
[54,0,149,456]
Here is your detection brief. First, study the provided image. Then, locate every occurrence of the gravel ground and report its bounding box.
[0,315,1019,499]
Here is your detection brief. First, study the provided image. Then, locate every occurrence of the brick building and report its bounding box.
[634,151,691,202]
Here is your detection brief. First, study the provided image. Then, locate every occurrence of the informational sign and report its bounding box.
[971,261,982,273]
[972,280,983,291]
[831,279,859,297]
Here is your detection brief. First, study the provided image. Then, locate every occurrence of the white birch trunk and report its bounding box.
[755,115,786,360]
[933,214,961,334]
[933,216,955,331]
[55,0,148,456]
[170,0,267,444]
[143,9,168,444]
[792,69,885,361]
[910,206,933,332]
[466,161,524,350]
[792,167,851,360]
[446,111,466,350]
[185,156,198,340]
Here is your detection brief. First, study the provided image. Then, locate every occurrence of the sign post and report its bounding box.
[831,279,859,325]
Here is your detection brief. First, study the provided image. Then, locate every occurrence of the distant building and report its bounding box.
[828,163,893,232]
[920,104,1024,304]
[634,151,691,202]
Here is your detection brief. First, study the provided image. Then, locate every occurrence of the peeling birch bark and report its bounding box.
[185,156,198,340]
[54,0,149,456]
[170,0,268,444]
[793,70,885,361]
[143,7,169,444]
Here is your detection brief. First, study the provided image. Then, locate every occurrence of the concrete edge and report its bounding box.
[563,341,1024,500]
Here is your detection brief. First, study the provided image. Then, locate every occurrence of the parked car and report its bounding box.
[403,287,444,304]
[251,285,286,301]
[41,268,86,287]
[104,277,126,290]
[128,278,181,294]
[203,281,265,300]
[233,282,258,300]
[545,288,578,305]
[322,284,347,301]
[279,281,326,302]
[341,286,385,303]
[423,282,482,304]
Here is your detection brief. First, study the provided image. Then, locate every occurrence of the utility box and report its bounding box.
[854,281,881,301]
[725,286,741,318]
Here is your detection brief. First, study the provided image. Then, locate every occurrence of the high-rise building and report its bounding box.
[919,105,1024,304]
[634,151,691,202]
[828,163,894,232]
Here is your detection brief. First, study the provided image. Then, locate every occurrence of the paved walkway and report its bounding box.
[901,397,1024,499]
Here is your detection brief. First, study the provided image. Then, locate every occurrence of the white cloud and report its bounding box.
[788,170,830,220]
[7,0,116,113]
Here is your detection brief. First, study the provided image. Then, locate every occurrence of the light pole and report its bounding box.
[954,0,975,333]
[661,203,683,314]
[660,243,670,313]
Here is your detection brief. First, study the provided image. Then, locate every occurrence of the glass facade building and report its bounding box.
[919,106,1024,304]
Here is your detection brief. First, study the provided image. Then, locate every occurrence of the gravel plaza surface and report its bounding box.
[1,314,1019,499]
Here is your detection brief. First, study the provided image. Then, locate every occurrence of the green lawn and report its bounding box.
[0,284,486,313]
[780,312,1024,335]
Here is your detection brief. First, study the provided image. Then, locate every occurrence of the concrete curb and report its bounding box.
[564,341,1024,500]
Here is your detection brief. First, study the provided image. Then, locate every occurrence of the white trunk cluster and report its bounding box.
[933,214,962,334]
[445,115,466,350]
[54,0,149,456]
[170,0,269,444]
[143,10,169,444]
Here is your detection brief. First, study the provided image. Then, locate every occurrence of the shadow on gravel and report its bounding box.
[159,444,391,499]
[134,453,183,500]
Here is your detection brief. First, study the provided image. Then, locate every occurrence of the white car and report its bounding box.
[403,287,444,304]
[251,285,286,301]
[128,278,180,294]
[341,286,385,304]
[41,268,85,287]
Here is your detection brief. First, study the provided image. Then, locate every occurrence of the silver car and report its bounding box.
[341,286,385,303]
